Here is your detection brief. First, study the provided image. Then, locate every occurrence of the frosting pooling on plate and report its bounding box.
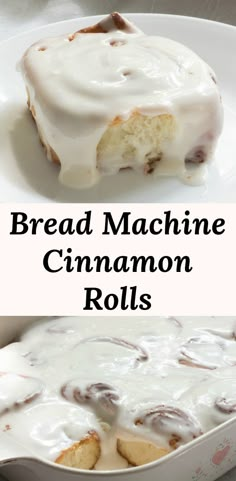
[21,14,223,189]
[1,317,236,470]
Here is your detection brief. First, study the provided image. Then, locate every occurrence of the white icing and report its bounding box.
[1,317,236,470]
[21,14,223,189]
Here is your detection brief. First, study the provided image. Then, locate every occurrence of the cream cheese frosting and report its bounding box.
[21,14,223,189]
[1,317,236,470]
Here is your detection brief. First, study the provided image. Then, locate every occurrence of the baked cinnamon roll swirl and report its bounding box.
[61,381,120,420]
[179,336,223,370]
[215,397,236,414]
[0,372,42,415]
[79,336,148,363]
[135,405,202,447]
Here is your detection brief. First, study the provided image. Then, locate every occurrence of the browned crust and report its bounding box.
[169,437,180,449]
[55,431,100,468]
[110,115,123,126]
[31,105,36,120]
[109,110,140,127]
[117,438,170,466]
[109,110,173,126]
[178,359,214,370]
[78,12,128,34]
[76,24,107,35]
[50,146,60,165]
[26,87,30,108]
[69,23,106,40]
[69,12,134,41]
[110,12,129,30]
[144,154,162,174]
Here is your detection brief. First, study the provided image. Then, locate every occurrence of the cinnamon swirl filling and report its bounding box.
[78,336,148,363]
[179,336,223,370]
[135,405,202,447]
[61,381,120,420]
[215,397,236,414]
[0,372,43,415]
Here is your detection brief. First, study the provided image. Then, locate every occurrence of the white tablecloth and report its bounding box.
[0,1,236,480]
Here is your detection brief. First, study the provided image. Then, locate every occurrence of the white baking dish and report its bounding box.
[1,317,236,481]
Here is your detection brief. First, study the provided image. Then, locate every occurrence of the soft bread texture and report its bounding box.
[55,429,171,470]
[27,92,176,175]
[117,438,170,466]
[97,112,176,174]
[55,432,100,469]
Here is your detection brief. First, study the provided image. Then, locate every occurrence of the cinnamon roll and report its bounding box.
[21,13,222,189]
[134,405,202,447]
[61,381,120,420]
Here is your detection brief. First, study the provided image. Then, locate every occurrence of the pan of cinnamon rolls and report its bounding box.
[1,317,236,481]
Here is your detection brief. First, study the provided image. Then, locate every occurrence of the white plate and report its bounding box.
[0,13,236,202]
